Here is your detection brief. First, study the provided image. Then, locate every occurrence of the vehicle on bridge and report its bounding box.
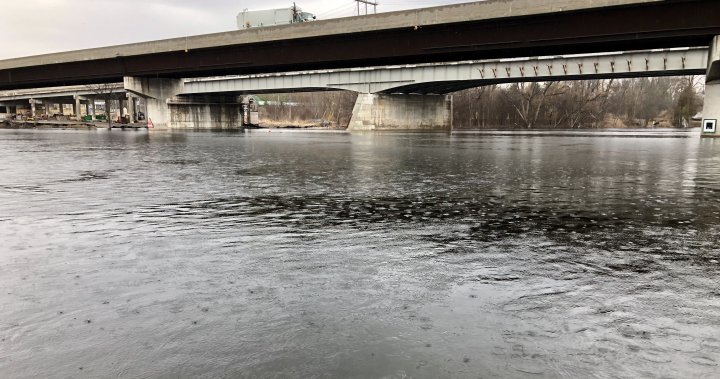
[237,4,316,29]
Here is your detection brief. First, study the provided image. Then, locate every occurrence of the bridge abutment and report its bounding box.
[702,36,720,137]
[348,93,453,131]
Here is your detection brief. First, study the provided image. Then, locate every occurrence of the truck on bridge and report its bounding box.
[237,4,316,29]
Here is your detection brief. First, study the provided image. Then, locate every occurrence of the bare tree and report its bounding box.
[85,83,125,129]
[671,76,703,127]
[505,82,566,129]
[547,80,614,129]
[259,91,357,127]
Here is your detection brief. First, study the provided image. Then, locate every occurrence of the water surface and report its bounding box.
[1,128,719,378]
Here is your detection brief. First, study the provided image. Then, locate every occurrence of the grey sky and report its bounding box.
[0,0,471,60]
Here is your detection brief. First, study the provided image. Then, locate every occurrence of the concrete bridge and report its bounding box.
[180,48,710,131]
[0,84,125,121]
[0,0,718,90]
[1,0,720,135]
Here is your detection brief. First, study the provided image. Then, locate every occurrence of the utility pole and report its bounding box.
[355,0,378,16]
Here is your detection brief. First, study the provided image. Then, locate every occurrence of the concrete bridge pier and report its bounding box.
[168,95,244,130]
[347,93,453,131]
[74,96,81,120]
[127,95,136,123]
[124,77,184,129]
[703,36,720,138]
[85,99,94,119]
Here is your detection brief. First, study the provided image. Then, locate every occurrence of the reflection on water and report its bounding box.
[1,129,719,378]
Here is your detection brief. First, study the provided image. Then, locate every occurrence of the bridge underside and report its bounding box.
[182,49,708,96]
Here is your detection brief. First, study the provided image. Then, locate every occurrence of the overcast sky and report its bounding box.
[0,0,472,60]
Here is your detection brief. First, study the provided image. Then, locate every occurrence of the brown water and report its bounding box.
[0,128,719,378]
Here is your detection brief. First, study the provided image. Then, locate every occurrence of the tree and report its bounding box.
[504,82,565,129]
[85,83,126,129]
[547,80,614,128]
[672,76,702,127]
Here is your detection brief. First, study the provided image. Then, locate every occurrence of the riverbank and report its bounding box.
[259,119,344,129]
[1,120,148,129]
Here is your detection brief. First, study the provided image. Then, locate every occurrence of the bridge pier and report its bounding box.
[348,93,453,131]
[168,95,244,130]
[702,36,720,138]
[74,96,81,120]
[124,77,184,129]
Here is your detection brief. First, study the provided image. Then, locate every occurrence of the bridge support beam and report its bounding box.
[124,77,184,129]
[702,36,720,138]
[348,93,453,131]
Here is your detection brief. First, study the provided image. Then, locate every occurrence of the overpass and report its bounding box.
[0,84,125,119]
[1,0,719,135]
[1,0,718,89]
[179,48,710,131]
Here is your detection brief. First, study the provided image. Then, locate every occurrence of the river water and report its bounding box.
[1,128,719,378]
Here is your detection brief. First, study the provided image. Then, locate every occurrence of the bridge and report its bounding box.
[180,48,710,131]
[0,84,125,121]
[0,0,719,135]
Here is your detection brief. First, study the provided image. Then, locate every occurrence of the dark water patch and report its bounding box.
[0,184,48,193]
[55,171,112,183]
[157,159,202,165]
[133,194,701,228]
[234,165,285,176]
[129,194,718,258]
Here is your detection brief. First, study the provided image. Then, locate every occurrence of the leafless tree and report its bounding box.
[504,82,567,129]
[85,83,125,128]
[259,91,358,127]
[546,80,614,129]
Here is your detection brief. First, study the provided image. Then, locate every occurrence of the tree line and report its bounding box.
[452,76,704,129]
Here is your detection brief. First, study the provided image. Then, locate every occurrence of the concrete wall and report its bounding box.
[348,93,452,131]
[169,103,243,129]
[702,83,720,137]
[703,36,720,138]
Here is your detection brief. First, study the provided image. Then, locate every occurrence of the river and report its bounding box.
[1,128,719,378]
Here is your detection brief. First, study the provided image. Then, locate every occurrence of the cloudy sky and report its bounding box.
[0,0,471,60]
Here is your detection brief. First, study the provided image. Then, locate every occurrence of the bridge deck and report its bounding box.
[0,0,718,90]
[0,0,663,70]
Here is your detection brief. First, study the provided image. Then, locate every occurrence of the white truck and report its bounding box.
[237,4,316,29]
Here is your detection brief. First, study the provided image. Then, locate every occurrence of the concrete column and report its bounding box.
[89,99,96,118]
[85,100,93,119]
[124,77,184,129]
[702,36,720,138]
[74,97,81,119]
[44,101,52,117]
[127,96,136,123]
[347,93,453,131]
[30,100,36,118]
